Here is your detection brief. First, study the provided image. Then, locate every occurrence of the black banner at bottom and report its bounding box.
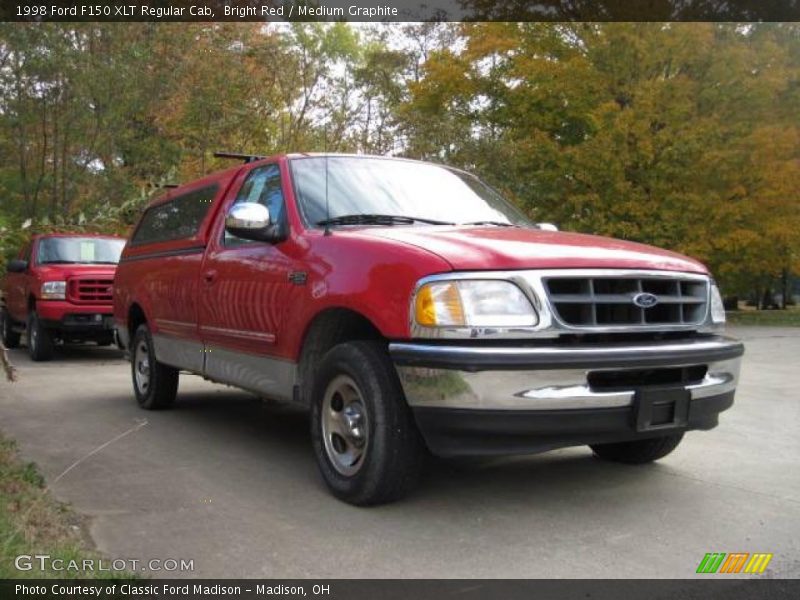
[2,579,799,600]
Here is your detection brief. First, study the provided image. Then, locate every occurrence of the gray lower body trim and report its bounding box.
[204,346,296,402]
[153,333,205,374]
[152,333,296,403]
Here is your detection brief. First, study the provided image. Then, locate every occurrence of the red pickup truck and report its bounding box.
[1,233,126,361]
[113,154,743,505]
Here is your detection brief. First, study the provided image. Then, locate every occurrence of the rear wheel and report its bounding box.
[1,307,21,349]
[27,311,54,361]
[590,433,684,464]
[310,341,426,506]
[131,324,178,409]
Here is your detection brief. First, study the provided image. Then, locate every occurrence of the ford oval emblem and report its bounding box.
[633,292,659,309]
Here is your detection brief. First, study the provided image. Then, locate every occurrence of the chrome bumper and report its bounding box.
[390,336,743,411]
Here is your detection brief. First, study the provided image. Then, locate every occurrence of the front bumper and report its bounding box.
[38,301,114,337]
[390,336,743,457]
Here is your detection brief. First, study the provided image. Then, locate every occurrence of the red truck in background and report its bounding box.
[1,233,126,361]
[112,153,744,505]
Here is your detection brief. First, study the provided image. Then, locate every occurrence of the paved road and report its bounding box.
[0,326,798,578]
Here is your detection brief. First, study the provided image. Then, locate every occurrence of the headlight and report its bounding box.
[710,283,725,325]
[41,281,66,300]
[414,280,538,329]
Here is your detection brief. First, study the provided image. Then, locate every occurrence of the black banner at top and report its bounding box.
[3,0,800,22]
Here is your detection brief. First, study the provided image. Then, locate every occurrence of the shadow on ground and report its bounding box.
[164,387,661,505]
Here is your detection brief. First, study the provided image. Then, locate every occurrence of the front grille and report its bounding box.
[544,274,708,328]
[68,278,114,304]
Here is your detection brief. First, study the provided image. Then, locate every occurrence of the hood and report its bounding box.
[35,263,118,280]
[356,226,707,273]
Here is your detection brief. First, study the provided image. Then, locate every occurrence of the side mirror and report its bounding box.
[225,202,283,243]
[537,223,559,232]
[6,259,28,273]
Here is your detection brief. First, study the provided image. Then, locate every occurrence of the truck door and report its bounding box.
[198,162,298,402]
[5,242,32,321]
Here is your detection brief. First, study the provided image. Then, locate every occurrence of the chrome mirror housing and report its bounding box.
[537,223,559,232]
[225,202,282,242]
[226,202,270,231]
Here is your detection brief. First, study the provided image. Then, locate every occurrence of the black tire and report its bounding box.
[131,324,178,410]
[590,433,684,464]
[27,311,54,361]
[310,341,426,506]
[1,306,21,349]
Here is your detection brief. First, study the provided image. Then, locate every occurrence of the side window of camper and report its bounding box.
[131,185,218,245]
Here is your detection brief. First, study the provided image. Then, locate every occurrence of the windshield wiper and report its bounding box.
[317,214,454,227]
[461,220,517,227]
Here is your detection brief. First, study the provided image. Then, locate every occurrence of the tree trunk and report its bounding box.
[781,269,790,309]
[31,97,49,219]
[50,96,59,220]
[761,286,773,310]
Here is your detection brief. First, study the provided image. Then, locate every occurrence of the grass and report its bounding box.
[0,434,125,578]
[726,306,800,327]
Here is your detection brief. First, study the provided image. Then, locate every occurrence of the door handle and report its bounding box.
[203,269,218,284]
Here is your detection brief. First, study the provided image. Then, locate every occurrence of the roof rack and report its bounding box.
[213,151,266,164]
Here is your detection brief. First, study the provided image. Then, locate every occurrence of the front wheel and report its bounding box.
[310,341,426,506]
[27,311,54,361]
[1,307,21,349]
[590,433,684,464]
[131,324,178,409]
[95,335,115,347]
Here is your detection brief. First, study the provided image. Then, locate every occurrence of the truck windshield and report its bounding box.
[37,237,126,265]
[290,156,531,228]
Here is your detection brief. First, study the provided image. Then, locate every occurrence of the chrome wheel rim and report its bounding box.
[321,375,369,476]
[134,340,151,394]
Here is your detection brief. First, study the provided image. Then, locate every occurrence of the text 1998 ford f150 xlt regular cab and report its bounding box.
[113,154,743,505]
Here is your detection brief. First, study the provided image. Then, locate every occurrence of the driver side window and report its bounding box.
[224,164,286,245]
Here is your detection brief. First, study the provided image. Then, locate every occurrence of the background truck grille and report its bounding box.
[544,275,708,328]
[68,278,114,304]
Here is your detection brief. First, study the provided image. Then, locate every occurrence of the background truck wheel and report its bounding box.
[27,311,54,361]
[590,433,684,464]
[310,341,426,506]
[1,307,21,349]
[131,324,178,409]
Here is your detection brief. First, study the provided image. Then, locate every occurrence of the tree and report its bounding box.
[397,23,800,299]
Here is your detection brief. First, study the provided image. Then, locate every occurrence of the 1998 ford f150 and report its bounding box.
[113,154,744,505]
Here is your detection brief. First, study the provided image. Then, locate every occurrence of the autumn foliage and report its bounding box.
[0,23,797,303]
